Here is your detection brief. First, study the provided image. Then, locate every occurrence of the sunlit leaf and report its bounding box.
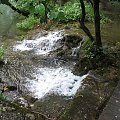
[35,3,45,16]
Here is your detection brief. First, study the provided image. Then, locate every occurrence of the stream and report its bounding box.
[0,27,88,117]
[12,30,87,99]
[0,5,89,117]
[0,3,120,119]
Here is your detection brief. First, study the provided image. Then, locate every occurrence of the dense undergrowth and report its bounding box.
[16,0,109,30]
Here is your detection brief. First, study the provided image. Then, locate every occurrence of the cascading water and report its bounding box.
[13,30,87,99]
[14,31,64,55]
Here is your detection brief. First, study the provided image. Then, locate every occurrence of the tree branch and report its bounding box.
[0,0,29,16]
[79,0,94,42]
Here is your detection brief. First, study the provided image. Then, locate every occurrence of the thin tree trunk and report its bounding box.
[42,2,48,23]
[93,0,102,47]
[79,0,94,42]
[1,0,29,16]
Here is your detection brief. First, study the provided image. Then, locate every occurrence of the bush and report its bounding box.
[16,0,109,30]
[48,1,94,22]
[48,1,109,23]
[17,15,38,30]
[85,3,94,22]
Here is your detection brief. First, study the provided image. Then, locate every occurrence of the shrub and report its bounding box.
[48,1,109,23]
[17,15,38,30]
[16,0,109,30]
[48,1,94,22]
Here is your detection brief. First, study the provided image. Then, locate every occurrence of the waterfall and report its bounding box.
[25,67,87,98]
[14,31,64,55]
[13,30,87,98]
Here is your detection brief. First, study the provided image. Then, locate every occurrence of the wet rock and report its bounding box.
[14,97,29,107]
[22,95,38,104]
[61,35,82,48]
[88,70,106,82]
[5,86,17,91]
[12,95,38,108]
[96,67,119,82]
[73,57,93,76]
[0,111,30,120]
[0,78,4,83]
[33,94,71,118]
[58,88,99,120]
[26,113,35,120]
[73,51,117,76]
[0,61,5,65]
[53,34,82,58]
[31,30,48,40]
[0,84,17,93]
[58,60,120,120]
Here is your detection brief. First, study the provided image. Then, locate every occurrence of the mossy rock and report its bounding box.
[58,88,99,120]
[58,69,118,120]
[51,34,82,57]
[72,52,116,76]
[94,66,119,82]
[73,57,93,76]
[61,35,82,48]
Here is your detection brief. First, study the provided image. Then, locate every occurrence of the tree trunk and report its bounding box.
[93,0,102,47]
[42,2,48,23]
[0,0,29,16]
[79,0,94,42]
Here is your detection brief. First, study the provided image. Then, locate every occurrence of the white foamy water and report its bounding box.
[25,67,87,98]
[13,30,87,99]
[14,31,63,55]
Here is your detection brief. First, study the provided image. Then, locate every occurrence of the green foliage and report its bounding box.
[35,3,45,16]
[16,15,38,30]
[81,39,95,59]
[13,0,109,30]
[60,2,81,21]
[85,4,94,22]
[48,1,109,23]
[0,45,5,61]
[0,92,6,101]
[13,0,50,30]
[48,1,93,22]
[48,10,59,20]
[100,13,110,24]
[13,0,48,16]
